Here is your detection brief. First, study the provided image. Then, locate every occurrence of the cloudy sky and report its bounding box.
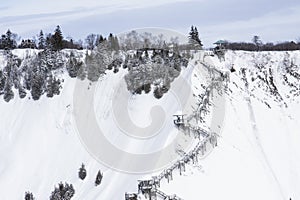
[0,0,299,47]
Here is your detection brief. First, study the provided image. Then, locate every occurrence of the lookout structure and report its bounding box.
[213,40,227,61]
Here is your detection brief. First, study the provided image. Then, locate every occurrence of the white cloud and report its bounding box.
[0,0,194,36]
[1,0,192,16]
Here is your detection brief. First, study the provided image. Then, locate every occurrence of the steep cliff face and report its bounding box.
[161,50,300,200]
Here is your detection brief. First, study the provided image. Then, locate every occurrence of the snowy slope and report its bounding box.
[0,50,300,200]
[160,50,300,200]
[0,48,200,199]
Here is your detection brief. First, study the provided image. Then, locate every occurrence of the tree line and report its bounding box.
[1,25,299,51]
[223,35,300,51]
[0,25,120,51]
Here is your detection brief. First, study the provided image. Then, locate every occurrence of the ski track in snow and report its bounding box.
[244,83,285,199]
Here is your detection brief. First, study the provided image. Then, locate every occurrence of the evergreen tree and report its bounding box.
[24,192,34,200]
[0,29,18,49]
[2,52,20,102]
[154,86,163,99]
[0,35,6,49]
[77,61,87,80]
[45,33,52,49]
[51,25,63,51]
[6,29,14,49]
[52,51,65,70]
[188,25,203,49]
[38,30,45,49]
[86,41,110,81]
[3,81,14,102]
[144,83,151,94]
[107,33,120,51]
[78,163,87,180]
[95,170,103,186]
[46,74,61,97]
[49,182,75,200]
[52,77,61,96]
[85,52,97,81]
[66,51,82,78]
[0,69,6,92]
[98,35,105,44]
[31,72,45,100]
[46,74,54,98]
[23,61,32,91]
[18,85,27,99]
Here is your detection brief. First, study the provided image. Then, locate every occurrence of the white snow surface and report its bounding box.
[0,50,299,200]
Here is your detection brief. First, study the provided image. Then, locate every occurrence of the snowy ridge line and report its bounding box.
[125,61,226,199]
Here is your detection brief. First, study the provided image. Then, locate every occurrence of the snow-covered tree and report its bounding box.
[78,163,87,180]
[86,41,111,81]
[95,170,103,186]
[31,72,44,100]
[124,49,184,98]
[18,86,27,99]
[66,51,83,78]
[49,182,75,200]
[3,81,14,102]
[0,69,6,92]
[188,25,203,49]
[51,25,63,51]
[24,192,34,200]
[38,30,45,49]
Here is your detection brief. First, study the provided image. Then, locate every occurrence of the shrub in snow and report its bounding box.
[49,182,75,200]
[144,83,151,94]
[78,163,87,180]
[95,170,103,186]
[24,191,34,200]
[154,87,163,99]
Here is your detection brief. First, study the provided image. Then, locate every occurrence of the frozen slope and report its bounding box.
[0,50,300,200]
[160,51,300,200]
[0,72,145,199]
[0,51,199,199]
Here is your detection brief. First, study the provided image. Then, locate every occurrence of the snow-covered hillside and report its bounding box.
[0,50,299,200]
[161,50,300,200]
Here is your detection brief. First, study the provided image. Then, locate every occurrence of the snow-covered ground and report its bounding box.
[161,51,300,200]
[0,50,299,200]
